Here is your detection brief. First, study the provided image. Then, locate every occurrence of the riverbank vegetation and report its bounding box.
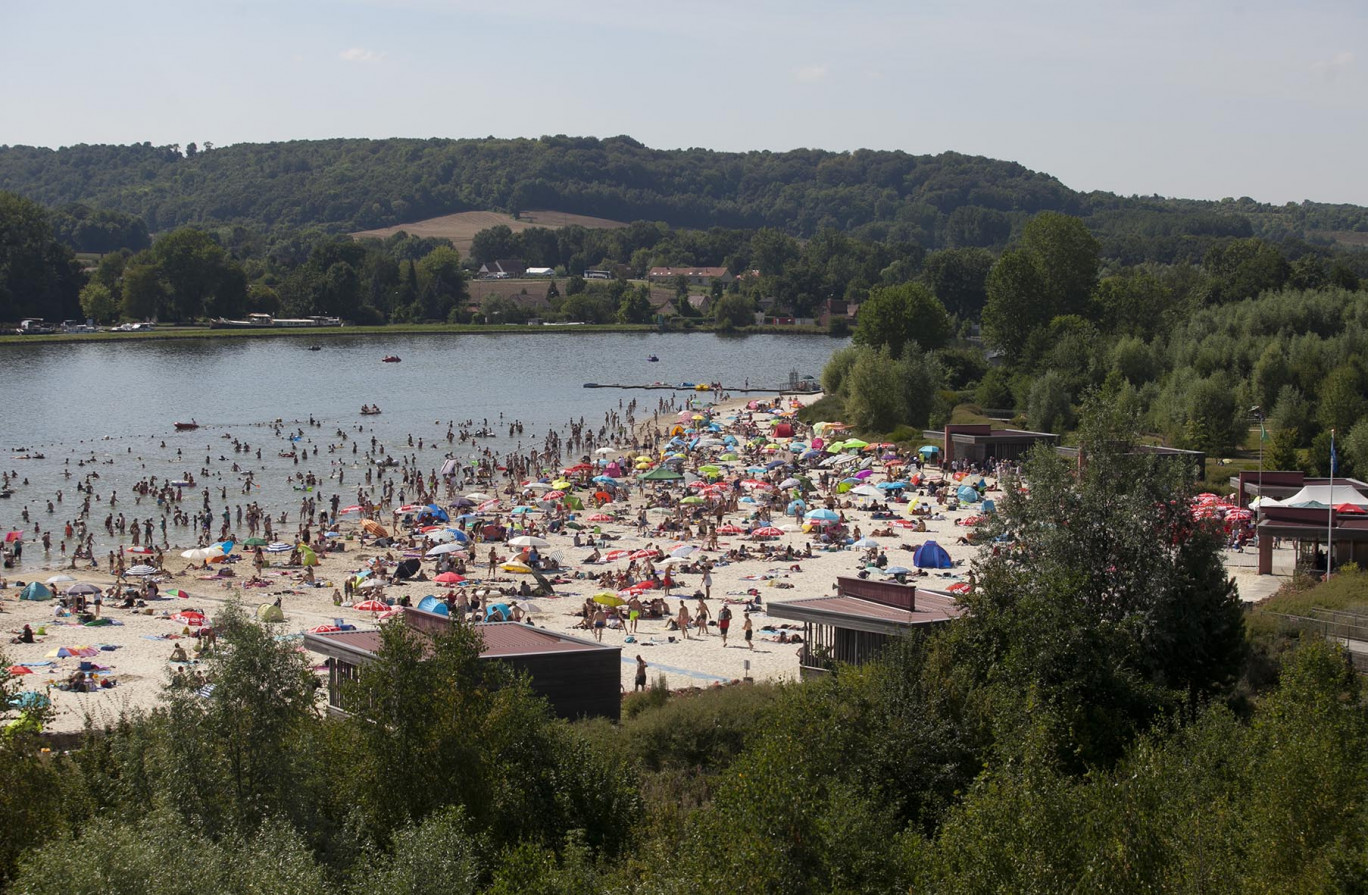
[3,409,1366,893]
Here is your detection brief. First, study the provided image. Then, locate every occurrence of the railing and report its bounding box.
[1265,611,1368,674]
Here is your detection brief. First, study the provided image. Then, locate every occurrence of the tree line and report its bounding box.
[2,136,1366,252]
[3,406,1366,893]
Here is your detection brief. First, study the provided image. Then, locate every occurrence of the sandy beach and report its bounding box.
[2,391,1290,733]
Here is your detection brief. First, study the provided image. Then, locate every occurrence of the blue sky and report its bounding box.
[3,0,1365,205]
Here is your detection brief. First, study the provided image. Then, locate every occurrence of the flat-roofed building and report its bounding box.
[768,576,965,678]
[304,608,622,721]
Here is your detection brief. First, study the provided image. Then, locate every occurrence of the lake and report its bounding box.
[0,331,844,571]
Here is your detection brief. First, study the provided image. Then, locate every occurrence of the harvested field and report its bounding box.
[352,209,624,256]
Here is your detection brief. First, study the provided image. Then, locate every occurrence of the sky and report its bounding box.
[3,0,1366,206]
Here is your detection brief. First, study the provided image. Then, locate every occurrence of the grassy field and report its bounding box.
[350,209,625,257]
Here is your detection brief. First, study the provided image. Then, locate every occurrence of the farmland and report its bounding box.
[351,209,625,257]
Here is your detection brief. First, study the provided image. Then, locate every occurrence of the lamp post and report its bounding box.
[1250,406,1264,520]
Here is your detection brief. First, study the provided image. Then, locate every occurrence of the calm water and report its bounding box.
[1,332,843,571]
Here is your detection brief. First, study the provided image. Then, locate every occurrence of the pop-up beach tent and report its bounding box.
[20,582,52,601]
[913,540,953,569]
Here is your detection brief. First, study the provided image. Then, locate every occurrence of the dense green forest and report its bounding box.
[3,410,1367,894]
[2,136,1367,250]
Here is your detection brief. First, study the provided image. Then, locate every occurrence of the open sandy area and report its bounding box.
[2,392,1289,733]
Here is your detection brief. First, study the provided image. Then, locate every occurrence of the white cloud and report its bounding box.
[340,47,385,63]
[1311,51,1353,81]
[794,63,829,84]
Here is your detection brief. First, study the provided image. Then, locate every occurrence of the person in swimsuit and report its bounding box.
[634,654,648,692]
[743,611,753,649]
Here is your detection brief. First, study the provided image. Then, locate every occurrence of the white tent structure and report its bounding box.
[1277,484,1368,510]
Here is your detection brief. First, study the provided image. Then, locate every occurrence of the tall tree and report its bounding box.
[852,281,951,356]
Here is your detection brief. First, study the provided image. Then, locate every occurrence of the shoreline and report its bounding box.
[1,383,1290,734]
[0,322,838,346]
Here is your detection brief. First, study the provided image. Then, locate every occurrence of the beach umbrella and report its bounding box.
[751,526,783,538]
[265,542,292,553]
[434,572,466,584]
[717,524,744,534]
[242,537,269,547]
[309,624,341,634]
[593,593,626,607]
[465,492,491,501]
[426,542,467,557]
[669,545,699,558]
[508,535,549,548]
[64,583,101,596]
[586,513,614,522]
[680,496,704,505]
[876,481,906,491]
[881,565,913,576]
[353,599,388,612]
[851,484,883,499]
[594,446,618,455]
[126,565,157,576]
[356,578,386,590]
[45,574,76,585]
[852,536,880,548]
[46,647,77,659]
[360,519,390,538]
[523,482,553,492]
[805,508,840,522]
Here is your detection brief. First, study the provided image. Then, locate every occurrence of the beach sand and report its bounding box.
[1,392,1290,733]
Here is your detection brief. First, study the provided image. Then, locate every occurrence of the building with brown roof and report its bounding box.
[304,608,622,721]
[647,266,733,286]
[767,576,964,678]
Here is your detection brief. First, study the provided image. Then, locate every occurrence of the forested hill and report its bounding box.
[1,135,1366,251]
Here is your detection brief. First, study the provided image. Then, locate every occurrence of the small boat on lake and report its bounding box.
[308,345,322,351]
[174,421,199,431]
[382,356,401,363]
[647,355,659,362]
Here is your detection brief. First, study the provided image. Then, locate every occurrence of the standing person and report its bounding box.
[634,654,648,692]
[628,595,643,633]
[718,604,732,646]
[676,600,691,640]
[591,607,607,641]
[695,595,710,637]
[701,565,713,600]
[743,611,753,650]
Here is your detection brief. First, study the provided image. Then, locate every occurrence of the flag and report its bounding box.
[1260,420,1267,443]
[1331,429,1338,477]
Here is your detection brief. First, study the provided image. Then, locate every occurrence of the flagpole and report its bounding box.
[1328,428,1335,581]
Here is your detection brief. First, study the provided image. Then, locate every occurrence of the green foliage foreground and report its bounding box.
[3,408,1367,893]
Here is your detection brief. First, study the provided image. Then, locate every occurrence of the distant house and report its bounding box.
[647,266,733,286]
[687,294,712,315]
[478,259,528,279]
[819,298,858,328]
[646,291,679,317]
